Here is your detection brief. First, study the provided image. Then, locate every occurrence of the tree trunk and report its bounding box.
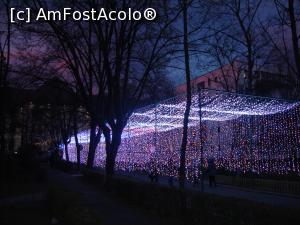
[105,129,122,176]
[103,127,122,190]
[0,88,6,158]
[105,148,117,176]
[288,0,300,93]
[0,113,5,156]
[246,43,254,94]
[179,0,191,219]
[87,139,97,168]
[8,118,16,153]
[86,119,101,169]
[73,114,81,170]
[0,88,6,180]
[64,142,69,162]
[179,0,192,190]
[0,1,11,165]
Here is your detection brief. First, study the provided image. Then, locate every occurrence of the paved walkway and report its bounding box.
[0,192,46,206]
[111,170,300,208]
[45,166,300,225]
[3,166,299,225]
[46,167,180,225]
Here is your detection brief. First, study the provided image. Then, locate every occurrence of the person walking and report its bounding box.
[207,158,217,187]
[167,158,175,186]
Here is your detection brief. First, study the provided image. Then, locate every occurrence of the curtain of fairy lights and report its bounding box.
[64,89,300,179]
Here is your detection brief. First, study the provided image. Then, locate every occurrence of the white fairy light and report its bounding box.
[64,89,300,178]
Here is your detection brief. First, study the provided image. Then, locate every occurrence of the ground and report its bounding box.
[1,163,300,225]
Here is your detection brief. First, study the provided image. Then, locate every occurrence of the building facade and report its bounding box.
[175,62,295,99]
[176,63,242,94]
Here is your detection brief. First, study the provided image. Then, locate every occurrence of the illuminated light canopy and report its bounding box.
[126,90,299,137]
[65,89,300,178]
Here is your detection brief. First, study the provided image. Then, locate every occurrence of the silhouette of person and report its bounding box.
[207,158,217,187]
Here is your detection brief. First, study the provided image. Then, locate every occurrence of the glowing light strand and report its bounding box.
[64,89,300,178]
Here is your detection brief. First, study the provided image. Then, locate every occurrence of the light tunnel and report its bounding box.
[64,89,300,178]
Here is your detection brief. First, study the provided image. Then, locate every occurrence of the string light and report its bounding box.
[64,90,300,178]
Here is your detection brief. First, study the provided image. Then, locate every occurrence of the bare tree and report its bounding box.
[287,0,300,81]
[0,1,11,87]
[179,0,192,191]
[266,0,300,97]
[204,34,244,92]
[0,0,12,177]
[25,0,179,176]
[209,0,265,93]
[98,1,179,176]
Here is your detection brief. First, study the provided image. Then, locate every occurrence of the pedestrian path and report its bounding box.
[46,165,300,225]
[113,170,300,208]
[0,192,46,206]
[46,167,180,225]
